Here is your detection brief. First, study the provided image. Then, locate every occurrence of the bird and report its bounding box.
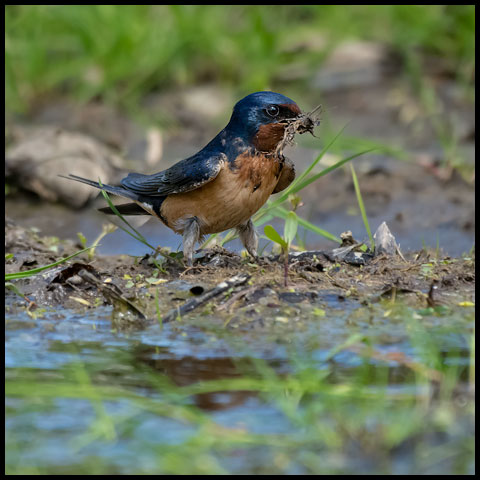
[62,91,305,265]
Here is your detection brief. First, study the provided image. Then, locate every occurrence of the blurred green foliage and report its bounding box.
[5,5,475,114]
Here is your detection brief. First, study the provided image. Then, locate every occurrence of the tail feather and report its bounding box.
[59,174,141,202]
[98,202,150,216]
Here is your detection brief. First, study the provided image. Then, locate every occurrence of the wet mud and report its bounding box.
[6,218,475,331]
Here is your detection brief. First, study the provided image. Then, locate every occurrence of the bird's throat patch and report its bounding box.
[253,123,287,152]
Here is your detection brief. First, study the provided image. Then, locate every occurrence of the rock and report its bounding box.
[374,221,399,256]
[6,126,125,207]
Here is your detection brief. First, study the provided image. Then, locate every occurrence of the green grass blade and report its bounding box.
[155,287,163,328]
[255,145,377,228]
[284,211,298,246]
[5,246,94,281]
[99,187,170,261]
[266,127,347,211]
[5,281,26,298]
[253,212,275,228]
[100,188,149,245]
[350,163,374,250]
[287,126,347,193]
[274,206,341,243]
[218,229,237,247]
[264,225,287,249]
[201,232,219,249]
[288,148,378,197]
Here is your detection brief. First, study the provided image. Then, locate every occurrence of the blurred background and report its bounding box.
[5,5,475,255]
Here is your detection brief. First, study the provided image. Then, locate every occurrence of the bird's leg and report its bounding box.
[236,219,258,260]
[182,217,200,266]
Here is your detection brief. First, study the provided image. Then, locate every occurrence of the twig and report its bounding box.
[162,273,250,323]
[78,269,146,320]
[217,285,257,313]
[179,265,207,276]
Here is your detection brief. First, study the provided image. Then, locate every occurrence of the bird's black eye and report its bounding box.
[265,105,280,118]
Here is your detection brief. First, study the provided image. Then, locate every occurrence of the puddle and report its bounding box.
[6,263,475,474]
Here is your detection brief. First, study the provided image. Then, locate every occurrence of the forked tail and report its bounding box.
[59,174,141,202]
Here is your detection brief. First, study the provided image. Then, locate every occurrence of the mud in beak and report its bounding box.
[285,104,322,136]
[274,104,322,155]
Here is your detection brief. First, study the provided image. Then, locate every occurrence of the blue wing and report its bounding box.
[121,152,226,196]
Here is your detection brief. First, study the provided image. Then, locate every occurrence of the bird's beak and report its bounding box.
[284,104,321,136]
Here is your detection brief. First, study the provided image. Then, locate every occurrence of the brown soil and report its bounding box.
[6,218,475,330]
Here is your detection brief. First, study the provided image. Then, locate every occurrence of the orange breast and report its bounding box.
[160,153,282,235]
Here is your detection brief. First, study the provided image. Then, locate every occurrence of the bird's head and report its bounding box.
[227,91,303,153]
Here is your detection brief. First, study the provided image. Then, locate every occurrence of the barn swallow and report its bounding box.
[62,91,308,265]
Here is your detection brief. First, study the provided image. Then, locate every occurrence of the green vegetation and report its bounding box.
[264,211,298,286]
[264,152,375,284]
[5,5,474,117]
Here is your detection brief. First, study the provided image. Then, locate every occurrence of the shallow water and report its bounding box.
[5,285,475,474]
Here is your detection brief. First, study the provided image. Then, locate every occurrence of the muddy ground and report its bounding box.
[5,44,475,327]
[5,218,475,331]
